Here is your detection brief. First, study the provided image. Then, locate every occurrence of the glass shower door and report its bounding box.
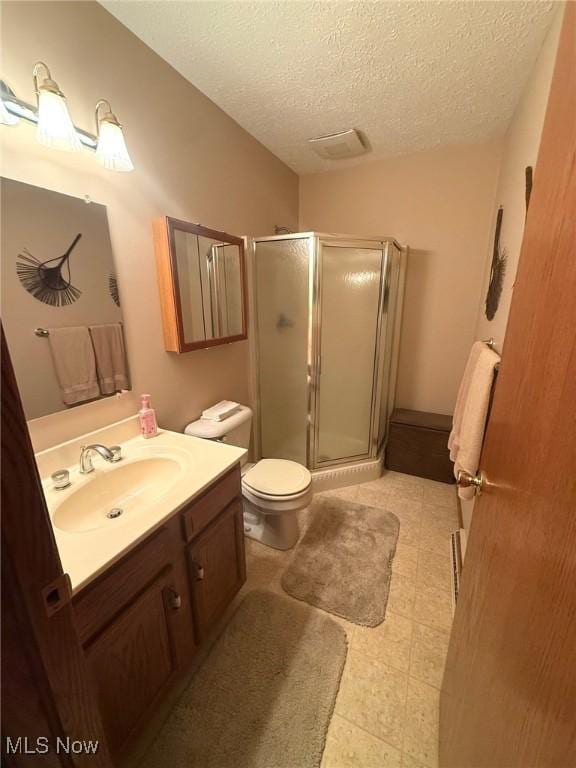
[315,244,384,464]
[255,237,312,465]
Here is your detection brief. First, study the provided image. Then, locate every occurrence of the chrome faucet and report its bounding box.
[79,444,122,474]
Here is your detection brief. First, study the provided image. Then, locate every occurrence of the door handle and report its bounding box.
[457,470,486,495]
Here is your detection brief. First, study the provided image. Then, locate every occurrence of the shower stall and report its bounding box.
[250,233,405,483]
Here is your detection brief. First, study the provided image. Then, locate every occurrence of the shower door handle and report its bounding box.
[307,361,320,382]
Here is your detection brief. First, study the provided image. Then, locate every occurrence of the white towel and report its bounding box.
[89,323,130,395]
[448,341,500,499]
[47,327,100,405]
[202,400,241,421]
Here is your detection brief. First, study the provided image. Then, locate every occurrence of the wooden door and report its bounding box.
[188,500,246,640]
[1,328,111,766]
[440,6,576,767]
[85,567,181,756]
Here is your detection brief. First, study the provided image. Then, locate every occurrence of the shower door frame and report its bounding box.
[309,237,393,469]
[250,233,401,471]
[250,233,317,468]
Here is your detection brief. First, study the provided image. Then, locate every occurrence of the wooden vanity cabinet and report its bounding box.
[73,521,194,758]
[188,499,246,641]
[84,566,183,755]
[71,465,245,761]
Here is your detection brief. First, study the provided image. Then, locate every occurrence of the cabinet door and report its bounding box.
[188,500,246,640]
[85,567,182,756]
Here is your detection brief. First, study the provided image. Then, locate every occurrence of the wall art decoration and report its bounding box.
[109,272,120,306]
[16,233,83,307]
[485,206,507,321]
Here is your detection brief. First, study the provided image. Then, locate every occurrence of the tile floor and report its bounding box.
[239,470,459,768]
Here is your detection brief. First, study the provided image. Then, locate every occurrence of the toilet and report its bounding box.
[184,405,312,549]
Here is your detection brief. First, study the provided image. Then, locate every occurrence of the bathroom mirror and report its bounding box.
[1,178,131,420]
[153,217,247,352]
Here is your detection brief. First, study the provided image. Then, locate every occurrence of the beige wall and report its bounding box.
[461,6,563,534]
[1,1,298,450]
[300,141,502,415]
[474,6,563,351]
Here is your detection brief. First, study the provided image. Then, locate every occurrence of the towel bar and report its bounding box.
[34,323,122,337]
[483,337,500,370]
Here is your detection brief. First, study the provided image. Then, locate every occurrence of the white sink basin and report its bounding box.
[38,426,246,592]
[53,456,183,533]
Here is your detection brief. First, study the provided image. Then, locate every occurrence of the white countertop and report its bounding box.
[40,428,246,593]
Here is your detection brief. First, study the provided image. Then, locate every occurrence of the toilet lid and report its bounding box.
[242,459,311,497]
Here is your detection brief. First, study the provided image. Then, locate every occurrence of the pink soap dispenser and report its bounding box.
[139,394,158,438]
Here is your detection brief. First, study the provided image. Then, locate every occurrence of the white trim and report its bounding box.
[311,456,383,492]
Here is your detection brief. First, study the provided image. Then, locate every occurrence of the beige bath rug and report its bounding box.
[140,590,347,768]
[281,495,399,626]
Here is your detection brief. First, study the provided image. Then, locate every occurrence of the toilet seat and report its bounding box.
[242,483,312,506]
[242,459,311,498]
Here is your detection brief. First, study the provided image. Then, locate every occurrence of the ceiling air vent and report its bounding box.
[308,129,367,160]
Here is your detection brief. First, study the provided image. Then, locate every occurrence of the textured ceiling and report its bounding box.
[101,1,556,174]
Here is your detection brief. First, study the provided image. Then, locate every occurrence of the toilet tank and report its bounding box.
[184,405,252,450]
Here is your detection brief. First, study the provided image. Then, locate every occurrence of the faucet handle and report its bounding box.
[110,445,122,462]
[51,469,71,491]
[79,444,94,474]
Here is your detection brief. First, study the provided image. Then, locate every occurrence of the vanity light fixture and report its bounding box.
[33,61,81,152]
[0,65,134,171]
[94,100,134,172]
[0,90,19,125]
[1,79,65,130]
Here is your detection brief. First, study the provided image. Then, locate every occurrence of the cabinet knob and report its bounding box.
[192,561,205,581]
[165,588,182,610]
[51,469,71,491]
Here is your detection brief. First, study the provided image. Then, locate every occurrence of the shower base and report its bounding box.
[311,455,383,493]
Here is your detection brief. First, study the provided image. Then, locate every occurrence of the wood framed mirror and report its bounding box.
[153,217,248,353]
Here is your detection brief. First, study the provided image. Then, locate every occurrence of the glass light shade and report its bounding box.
[36,89,81,151]
[95,119,134,172]
[0,99,20,125]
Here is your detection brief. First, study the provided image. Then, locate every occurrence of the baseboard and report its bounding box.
[311,456,383,492]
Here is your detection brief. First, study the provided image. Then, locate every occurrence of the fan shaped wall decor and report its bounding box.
[16,233,82,306]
